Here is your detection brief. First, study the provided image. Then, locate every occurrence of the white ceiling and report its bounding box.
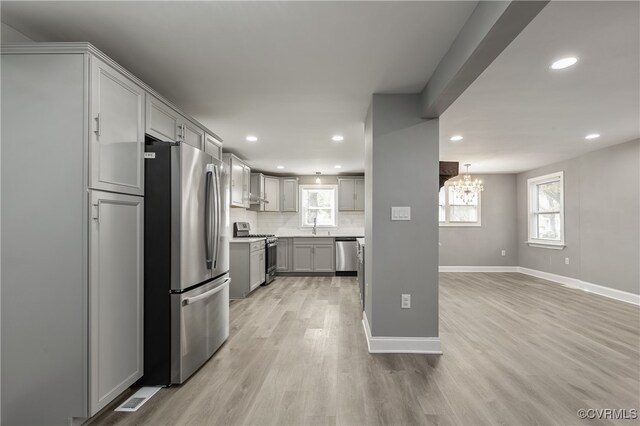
[440,1,640,174]
[1,1,477,175]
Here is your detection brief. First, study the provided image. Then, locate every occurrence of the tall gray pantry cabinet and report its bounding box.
[1,44,147,425]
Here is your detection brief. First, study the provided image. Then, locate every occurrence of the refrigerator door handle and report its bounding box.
[204,168,213,269]
[182,278,231,306]
[213,164,222,269]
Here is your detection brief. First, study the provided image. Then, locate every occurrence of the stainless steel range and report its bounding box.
[233,222,278,284]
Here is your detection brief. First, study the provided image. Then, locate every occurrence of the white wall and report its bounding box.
[1,22,33,42]
[229,207,258,233]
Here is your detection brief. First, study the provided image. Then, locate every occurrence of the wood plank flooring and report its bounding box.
[89,273,639,425]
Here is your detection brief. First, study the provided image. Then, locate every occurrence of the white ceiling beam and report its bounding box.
[421,1,548,118]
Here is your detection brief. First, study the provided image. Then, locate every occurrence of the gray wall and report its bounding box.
[1,22,34,42]
[439,174,518,266]
[517,139,640,294]
[366,94,439,338]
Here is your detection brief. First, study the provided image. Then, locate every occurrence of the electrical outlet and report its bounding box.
[565,257,570,265]
[501,250,506,257]
[401,294,411,309]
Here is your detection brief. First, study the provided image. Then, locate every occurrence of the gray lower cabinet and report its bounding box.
[276,238,291,272]
[293,238,335,272]
[230,240,265,298]
[89,190,144,415]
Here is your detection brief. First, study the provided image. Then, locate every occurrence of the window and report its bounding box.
[439,182,481,226]
[527,171,564,248]
[299,185,338,227]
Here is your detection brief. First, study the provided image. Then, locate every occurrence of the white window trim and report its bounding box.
[439,182,482,227]
[526,171,565,249]
[299,184,339,228]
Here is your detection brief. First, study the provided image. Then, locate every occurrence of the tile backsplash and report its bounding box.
[229,208,258,231]
[256,211,364,236]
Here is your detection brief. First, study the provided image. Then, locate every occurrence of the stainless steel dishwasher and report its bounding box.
[335,237,358,275]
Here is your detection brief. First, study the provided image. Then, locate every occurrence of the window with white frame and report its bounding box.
[439,182,481,226]
[527,171,564,247]
[299,185,338,227]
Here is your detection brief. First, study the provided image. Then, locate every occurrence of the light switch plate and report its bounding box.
[391,206,411,221]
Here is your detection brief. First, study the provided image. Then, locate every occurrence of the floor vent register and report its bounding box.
[114,387,162,412]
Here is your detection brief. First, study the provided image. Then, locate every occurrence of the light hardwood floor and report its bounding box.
[90,273,639,425]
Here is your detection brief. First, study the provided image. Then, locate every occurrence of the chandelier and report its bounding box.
[451,163,484,204]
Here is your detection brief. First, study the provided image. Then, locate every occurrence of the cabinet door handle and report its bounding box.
[92,202,101,222]
[94,113,101,136]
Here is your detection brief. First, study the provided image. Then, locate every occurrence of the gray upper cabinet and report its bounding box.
[264,177,280,212]
[355,178,365,211]
[204,134,223,160]
[242,165,251,208]
[281,178,299,212]
[225,154,251,208]
[338,177,365,211]
[180,117,205,150]
[146,95,179,142]
[89,190,143,415]
[90,57,145,196]
[251,174,285,212]
[249,173,265,211]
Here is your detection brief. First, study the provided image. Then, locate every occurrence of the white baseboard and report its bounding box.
[362,312,442,354]
[439,266,518,273]
[439,266,639,306]
[517,267,640,305]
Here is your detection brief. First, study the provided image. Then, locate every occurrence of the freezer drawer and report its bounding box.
[171,275,230,384]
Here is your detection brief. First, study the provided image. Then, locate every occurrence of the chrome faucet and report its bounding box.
[312,217,318,235]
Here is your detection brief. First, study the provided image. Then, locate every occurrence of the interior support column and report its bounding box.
[364,94,441,353]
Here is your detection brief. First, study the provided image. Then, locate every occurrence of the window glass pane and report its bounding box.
[536,181,561,212]
[449,186,478,206]
[536,213,560,240]
[309,189,334,208]
[300,187,336,227]
[439,205,445,222]
[449,205,478,222]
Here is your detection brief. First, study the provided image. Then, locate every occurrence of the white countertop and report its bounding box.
[275,232,364,238]
[230,237,266,243]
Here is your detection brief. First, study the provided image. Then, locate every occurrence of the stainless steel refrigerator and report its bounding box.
[141,140,230,385]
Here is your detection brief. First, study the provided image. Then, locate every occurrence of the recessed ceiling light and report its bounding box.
[334,165,342,169]
[450,135,464,141]
[585,133,600,140]
[550,57,578,70]
[245,135,258,142]
[332,135,344,142]
[276,165,285,169]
